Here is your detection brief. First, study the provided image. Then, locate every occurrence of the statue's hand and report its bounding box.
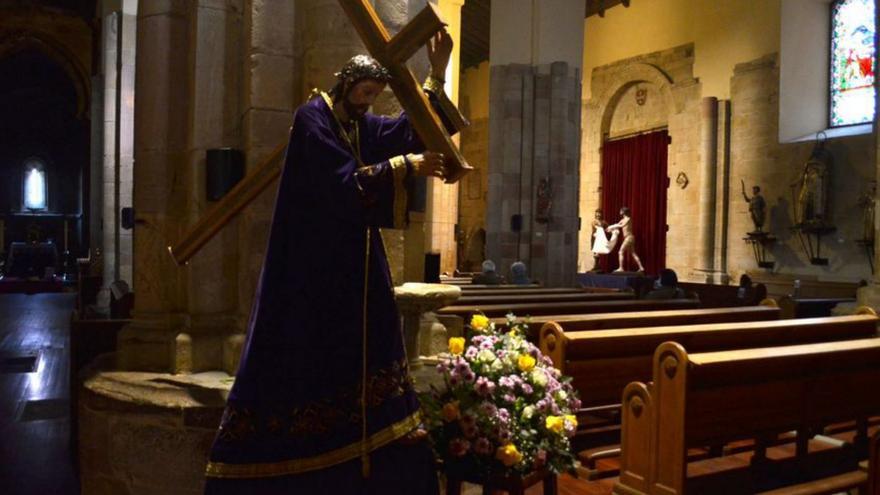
[427,29,453,80]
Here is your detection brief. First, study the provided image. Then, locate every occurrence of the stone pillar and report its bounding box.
[487,0,584,287]
[119,0,191,372]
[97,1,136,310]
[695,96,719,282]
[183,0,244,372]
[713,99,731,283]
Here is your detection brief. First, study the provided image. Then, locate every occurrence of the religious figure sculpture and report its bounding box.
[589,209,617,271]
[204,33,464,494]
[857,181,876,242]
[607,206,645,273]
[535,177,552,224]
[741,180,766,232]
[792,138,833,227]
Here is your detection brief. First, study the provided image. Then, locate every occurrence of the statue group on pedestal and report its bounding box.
[590,206,645,273]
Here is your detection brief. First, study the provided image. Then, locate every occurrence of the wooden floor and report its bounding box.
[0,293,78,494]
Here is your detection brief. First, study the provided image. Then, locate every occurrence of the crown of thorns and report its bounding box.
[335,55,391,86]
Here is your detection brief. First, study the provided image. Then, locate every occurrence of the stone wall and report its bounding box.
[728,55,874,282]
[582,45,875,282]
[457,117,489,272]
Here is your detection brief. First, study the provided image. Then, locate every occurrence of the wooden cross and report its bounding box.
[168,0,471,265]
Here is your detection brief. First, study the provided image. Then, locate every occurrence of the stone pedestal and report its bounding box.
[79,361,230,495]
[394,282,461,368]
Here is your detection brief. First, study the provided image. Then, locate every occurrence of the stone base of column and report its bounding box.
[688,269,731,285]
[117,313,243,374]
[78,358,228,495]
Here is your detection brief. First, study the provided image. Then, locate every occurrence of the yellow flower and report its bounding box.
[495,443,523,467]
[448,337,466,355]
[565,414,578,428]
[470,314,490,331]
[442,401,460,422]
[517,354,536,372]
[545,415,565,434]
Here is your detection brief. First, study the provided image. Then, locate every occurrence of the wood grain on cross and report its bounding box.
[167,0,471,265]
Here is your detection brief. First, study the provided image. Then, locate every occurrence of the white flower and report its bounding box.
[530,369,548,387]
[490,359,505,372]
[477,349,496,363]
[555,390,568,401]
[521,405,536,420]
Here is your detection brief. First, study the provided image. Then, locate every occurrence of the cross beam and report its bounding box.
[338,0,472,183]
[167,1,471,265]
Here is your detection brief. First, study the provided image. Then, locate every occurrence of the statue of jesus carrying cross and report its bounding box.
[200,2,469,494]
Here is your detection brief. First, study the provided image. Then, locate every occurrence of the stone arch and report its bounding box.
[0,31,91,118]
[579,59,689,271]
[595,62,677,137]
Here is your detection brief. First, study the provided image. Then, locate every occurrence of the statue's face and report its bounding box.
[594,211,602,220]
[345,79,386,120]
[752,186,760,195]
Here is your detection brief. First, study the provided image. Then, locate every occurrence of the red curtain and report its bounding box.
[600,131,668,275]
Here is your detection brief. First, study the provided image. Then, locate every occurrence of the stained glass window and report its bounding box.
[830,0,876,127]
[23,160,47,210]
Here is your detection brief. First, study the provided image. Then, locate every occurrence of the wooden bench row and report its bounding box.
[617,336,880,494]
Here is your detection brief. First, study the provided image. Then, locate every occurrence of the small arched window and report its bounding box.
[23,159,48,211]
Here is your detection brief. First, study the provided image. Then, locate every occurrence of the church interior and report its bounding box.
[1,0,880,493]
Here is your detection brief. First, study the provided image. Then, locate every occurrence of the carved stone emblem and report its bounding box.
[635,87,647,106]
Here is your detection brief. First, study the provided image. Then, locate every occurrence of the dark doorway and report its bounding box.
[0,47,90,274]
[600,130,669,275]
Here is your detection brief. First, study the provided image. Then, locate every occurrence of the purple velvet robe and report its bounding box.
[203,93,455,494]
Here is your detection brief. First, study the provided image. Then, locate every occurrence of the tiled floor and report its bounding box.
[0,293,78,495]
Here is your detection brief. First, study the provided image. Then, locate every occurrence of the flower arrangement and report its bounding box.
[421,313,581,478]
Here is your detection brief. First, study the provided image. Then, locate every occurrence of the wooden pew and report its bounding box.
[616,337,880,494]
[541,313,878,411]
[497,303,780,337]
[678,282,768,308]
[779,296,857,319]
[458,288,584,296]
[457,283,542,290]
[457,291,631,306]
[436,297,699,321]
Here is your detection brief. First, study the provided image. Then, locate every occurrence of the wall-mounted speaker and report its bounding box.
[511,214,523,232]
[120,207,135,230]
[206,148,244,201]
[424,252,441,283]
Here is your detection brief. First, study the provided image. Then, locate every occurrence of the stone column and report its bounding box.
[713,100,731,283]
[183,0,244,372]
[118,0,191,372]
[97,1,136,310]
[486,0,584,287]
[695,97,719,282]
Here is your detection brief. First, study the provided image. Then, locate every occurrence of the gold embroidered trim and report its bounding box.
[389,155,408,229]
[205,411,422,479]
[422,76,468,132]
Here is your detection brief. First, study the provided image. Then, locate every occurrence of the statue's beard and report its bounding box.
[343,99,369,121]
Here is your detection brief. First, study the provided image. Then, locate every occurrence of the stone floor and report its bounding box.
[0,293,79,494]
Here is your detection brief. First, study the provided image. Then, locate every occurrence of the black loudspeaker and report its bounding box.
[424,252,441,283]
[511,214,523,232]
[120,207,135,230]
[206,148,245,201]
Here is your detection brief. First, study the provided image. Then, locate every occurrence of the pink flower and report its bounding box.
[475,376,496,396]
[474,437,492,455]
[449,438,470,457]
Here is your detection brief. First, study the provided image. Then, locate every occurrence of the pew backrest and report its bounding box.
[436,297,696,320]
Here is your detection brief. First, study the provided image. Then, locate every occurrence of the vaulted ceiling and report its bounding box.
[460,0,631,70]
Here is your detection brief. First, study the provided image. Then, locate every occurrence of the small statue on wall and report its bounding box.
[741,180,766,233]
[535,178,552,224]
[857,181,876,242]
[792,135,833,227]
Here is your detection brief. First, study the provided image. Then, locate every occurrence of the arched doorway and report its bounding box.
[0,47,90,276]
